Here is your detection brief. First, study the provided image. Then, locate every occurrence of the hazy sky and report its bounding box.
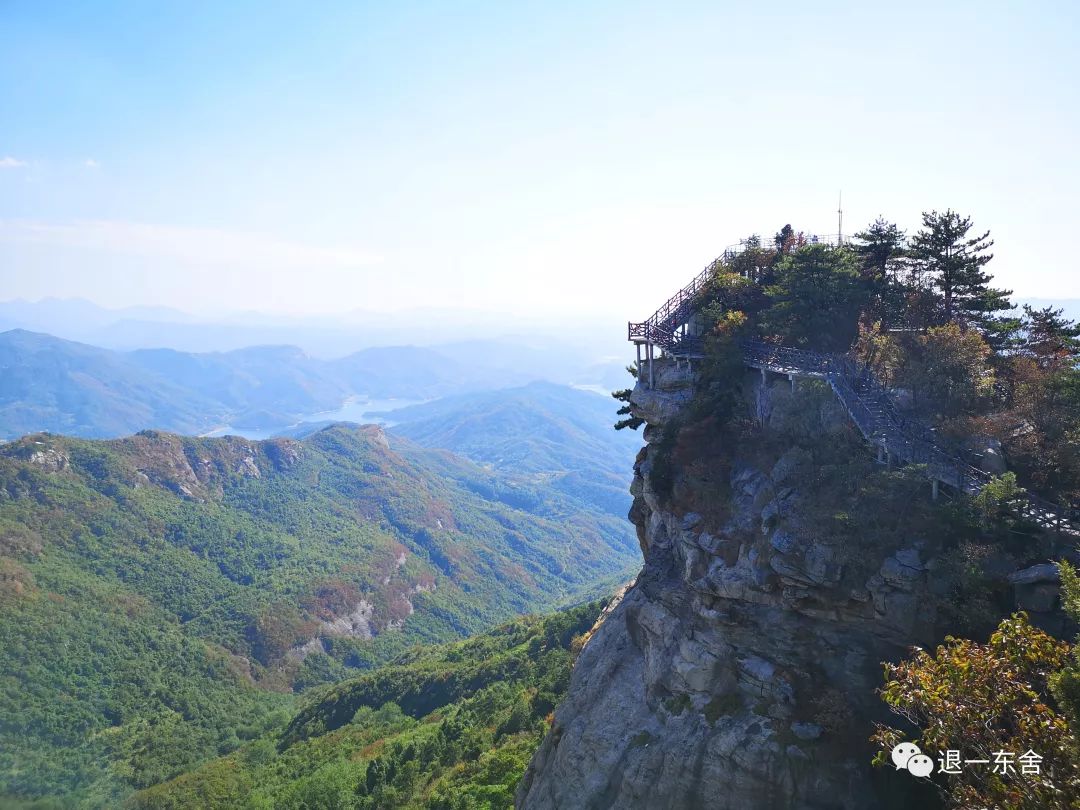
[1,1,1077,320]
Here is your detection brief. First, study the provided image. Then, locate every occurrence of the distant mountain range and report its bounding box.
[0,329,223,438]
[0,324,641,558]
[0,296,630,369]
[0,329,616,440]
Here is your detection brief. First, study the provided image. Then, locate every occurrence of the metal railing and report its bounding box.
[628,233,857,353]
[742,340,1079,535]
[627,259,718,348]
[721,232,858,258]
[627,242,1078,535]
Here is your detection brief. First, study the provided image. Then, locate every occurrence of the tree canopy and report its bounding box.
[908,209,1012,333]
[874,561,1080,809]
[617,210,1080,502]
[763,242,867,351]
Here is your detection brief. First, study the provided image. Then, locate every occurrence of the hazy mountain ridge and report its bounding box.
[0,329,223,438]
[0,297,629,360]
[0,329,556,439]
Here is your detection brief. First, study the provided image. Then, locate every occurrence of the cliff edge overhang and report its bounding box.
[518,353,1060,809]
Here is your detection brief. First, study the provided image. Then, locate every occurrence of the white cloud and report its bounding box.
[84,158,100,169]
[0,218,382,270]
[0,156,26,169]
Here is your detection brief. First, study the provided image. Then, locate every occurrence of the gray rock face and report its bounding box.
[28,445,69,472]
[1008,562,1060,586]
[237,455,262,478]
[965,434,1008,475]
[1010,563,1063,615]
[518,360,942,810]
[629,361,694,425]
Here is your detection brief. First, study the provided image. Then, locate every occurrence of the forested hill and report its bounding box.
[0,424,637,805]
[128,602,605,809]
[376,381,640,519]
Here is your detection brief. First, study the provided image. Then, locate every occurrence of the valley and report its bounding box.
[0,418,637,805]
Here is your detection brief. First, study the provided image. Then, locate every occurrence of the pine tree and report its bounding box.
[1021,305,1080,372]
[851,217,906,325]
[852,216,905,279]
[612,388,643,431]
[908,209,1012,332]
[762,243,866,351]
[365,758,385,793]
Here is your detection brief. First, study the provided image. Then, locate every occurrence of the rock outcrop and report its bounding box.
[517,359,954,809]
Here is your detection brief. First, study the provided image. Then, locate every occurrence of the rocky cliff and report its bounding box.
[517,357,1012,809]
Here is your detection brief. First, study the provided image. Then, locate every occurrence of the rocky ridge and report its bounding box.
[517,358,1031,809]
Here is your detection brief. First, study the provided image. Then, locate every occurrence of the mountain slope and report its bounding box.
[0,425,637,805]
[127,344,349,422]
[378,381,639,519]
[129,602,606,810]
[327,345,532,399]
[0,329,223,438]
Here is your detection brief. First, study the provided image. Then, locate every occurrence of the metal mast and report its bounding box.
[837,191,843,245]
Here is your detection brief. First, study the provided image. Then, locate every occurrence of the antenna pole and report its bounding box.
[837,191,843,245]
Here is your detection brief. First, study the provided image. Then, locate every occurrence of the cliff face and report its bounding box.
[517,358,954,809]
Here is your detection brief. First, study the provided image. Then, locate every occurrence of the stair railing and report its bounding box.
[740,340,1077,534]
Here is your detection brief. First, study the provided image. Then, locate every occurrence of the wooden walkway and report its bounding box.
[627,233,853,358]
[743,340,1079,536]
[628,262,1080,537]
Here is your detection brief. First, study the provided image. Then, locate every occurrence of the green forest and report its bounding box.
[0,424,633,806]
[129,603,600,810]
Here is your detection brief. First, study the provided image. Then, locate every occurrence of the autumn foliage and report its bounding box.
[875,563,1080,808]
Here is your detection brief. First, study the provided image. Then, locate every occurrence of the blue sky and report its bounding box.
[1,1,1078,320]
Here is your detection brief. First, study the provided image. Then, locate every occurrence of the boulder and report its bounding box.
[791,721,823,741]
[880,548,924,589]
[965,435,1008,475]
[1007,562,1060,586]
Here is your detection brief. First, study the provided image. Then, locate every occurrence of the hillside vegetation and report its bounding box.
[380,381,640,519]
[0,425,635,805]
[131,603,604,810]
